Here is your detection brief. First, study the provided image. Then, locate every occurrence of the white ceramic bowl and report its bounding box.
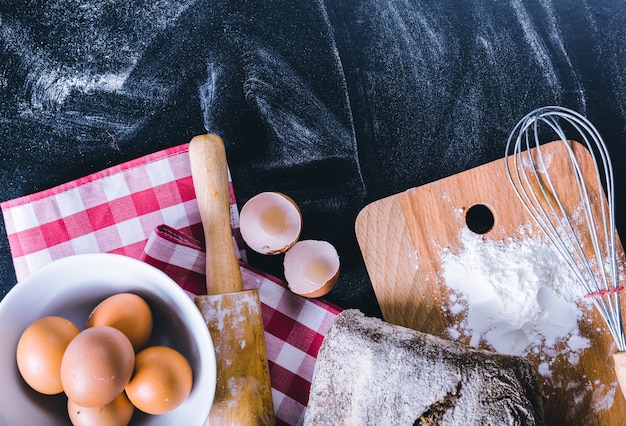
[0,253,216,426]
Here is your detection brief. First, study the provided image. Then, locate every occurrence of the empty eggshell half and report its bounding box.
[240,192,302,255]
[283,240,340,298]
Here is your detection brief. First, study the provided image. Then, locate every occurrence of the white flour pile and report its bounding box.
[440,227,592,371]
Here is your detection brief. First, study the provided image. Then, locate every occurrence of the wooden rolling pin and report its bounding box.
[189,134,275,425]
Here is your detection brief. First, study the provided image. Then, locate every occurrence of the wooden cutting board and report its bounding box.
[355,141,626,425]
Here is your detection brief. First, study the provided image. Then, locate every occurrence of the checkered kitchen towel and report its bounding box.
[1,143,342,426]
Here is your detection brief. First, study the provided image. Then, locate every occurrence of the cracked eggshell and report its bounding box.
[283,240,340,298]
[239,192,302,255]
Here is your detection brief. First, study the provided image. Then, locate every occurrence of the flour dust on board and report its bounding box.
[438,226,622,413]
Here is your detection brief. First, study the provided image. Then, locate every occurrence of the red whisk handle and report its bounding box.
[584,287,624,298]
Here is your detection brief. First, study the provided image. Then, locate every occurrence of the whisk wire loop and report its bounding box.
[505,106,626,352]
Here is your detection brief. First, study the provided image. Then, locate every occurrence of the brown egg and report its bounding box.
[61,326,135,407]
[16,316,80,395]
[125,346,193,415]
[86,293,153,351]
[67,392,134,426]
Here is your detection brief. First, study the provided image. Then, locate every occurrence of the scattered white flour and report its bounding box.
[591,383,617,412]
[440,227,592,366]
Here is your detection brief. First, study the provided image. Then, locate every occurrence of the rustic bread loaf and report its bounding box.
[304,310,544,425]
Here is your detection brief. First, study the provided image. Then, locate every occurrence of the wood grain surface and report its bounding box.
[356,141,626,425]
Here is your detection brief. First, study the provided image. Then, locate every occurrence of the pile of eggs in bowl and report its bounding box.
[16,293,193,426]
[239,192,340,298]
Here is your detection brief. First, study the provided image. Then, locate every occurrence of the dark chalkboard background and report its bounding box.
[1,0,626,318]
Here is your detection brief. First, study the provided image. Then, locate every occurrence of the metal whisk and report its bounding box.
[504,106,626,391]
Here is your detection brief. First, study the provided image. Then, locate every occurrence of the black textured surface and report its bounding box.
[2,1,626,318]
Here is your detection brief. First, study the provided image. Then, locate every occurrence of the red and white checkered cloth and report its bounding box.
[1,144,342,426]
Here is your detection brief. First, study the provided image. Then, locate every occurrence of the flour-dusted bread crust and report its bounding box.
[304,310,544,425]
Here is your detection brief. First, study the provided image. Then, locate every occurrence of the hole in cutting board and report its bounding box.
[465,204,494,234]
